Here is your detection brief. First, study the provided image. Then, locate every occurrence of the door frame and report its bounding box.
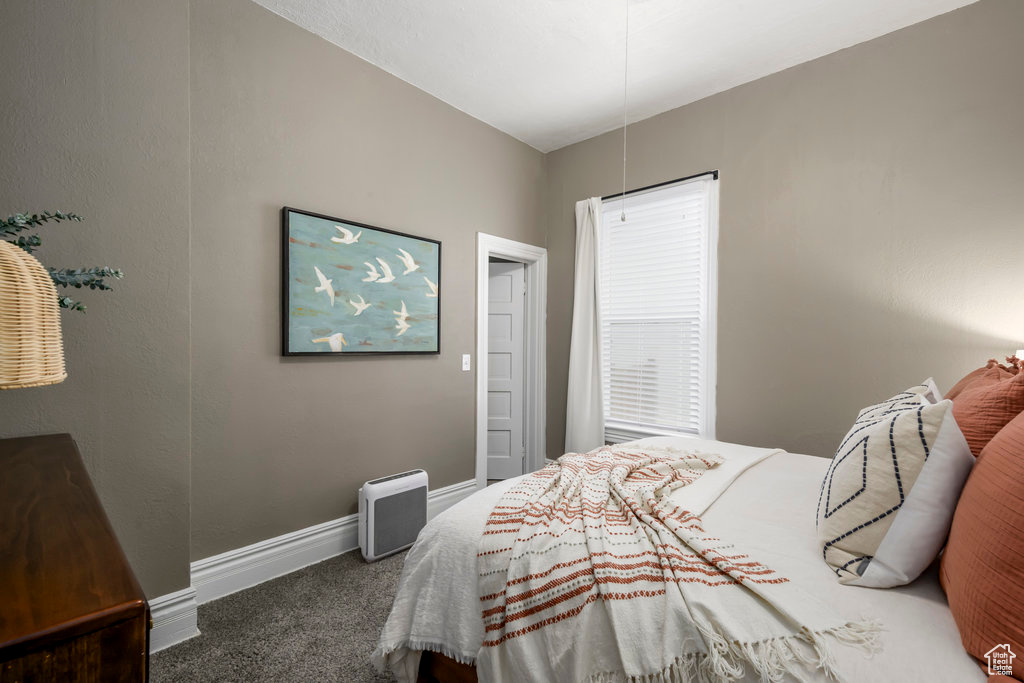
[475,233,547,490]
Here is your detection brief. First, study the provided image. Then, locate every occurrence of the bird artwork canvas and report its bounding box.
[282,207,440,355]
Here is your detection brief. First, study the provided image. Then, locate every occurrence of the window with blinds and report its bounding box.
[599,175,718,442]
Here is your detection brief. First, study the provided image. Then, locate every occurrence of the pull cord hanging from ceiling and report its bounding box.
[605,2,719,208]
[620,0,630,222]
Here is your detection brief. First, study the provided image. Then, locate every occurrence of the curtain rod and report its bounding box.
[601,170,718,201]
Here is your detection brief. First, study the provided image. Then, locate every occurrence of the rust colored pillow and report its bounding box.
[950,368,1024,456]
[947,359,1018,400]
[941,412,1024,679]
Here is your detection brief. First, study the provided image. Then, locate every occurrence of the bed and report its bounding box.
[373,437,985,682]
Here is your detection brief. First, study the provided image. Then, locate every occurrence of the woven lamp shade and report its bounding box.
[0,240,66,389]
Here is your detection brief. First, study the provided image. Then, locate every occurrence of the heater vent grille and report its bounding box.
[359,469,428,561]
[373,487,426,555]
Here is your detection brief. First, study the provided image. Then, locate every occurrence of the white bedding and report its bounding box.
[375,438,984,682]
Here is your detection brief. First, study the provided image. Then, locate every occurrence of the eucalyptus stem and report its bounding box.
[1,211,122,312]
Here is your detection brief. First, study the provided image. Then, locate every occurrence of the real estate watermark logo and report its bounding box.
[985,644,1016,676]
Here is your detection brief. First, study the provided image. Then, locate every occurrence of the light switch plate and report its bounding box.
[461,354,471,371]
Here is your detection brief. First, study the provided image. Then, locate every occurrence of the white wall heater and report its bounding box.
[358,469,428,562]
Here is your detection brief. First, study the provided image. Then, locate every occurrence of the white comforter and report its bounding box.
[374,438,984,682]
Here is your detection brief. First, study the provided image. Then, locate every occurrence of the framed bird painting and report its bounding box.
[281,207,440,355]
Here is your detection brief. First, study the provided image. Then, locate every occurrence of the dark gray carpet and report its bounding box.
[151,550,405,682]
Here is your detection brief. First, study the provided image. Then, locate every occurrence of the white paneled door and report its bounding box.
[487,261,526,480]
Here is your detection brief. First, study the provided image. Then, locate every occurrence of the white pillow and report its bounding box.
[815,379,972,587]
[919,376,943,403]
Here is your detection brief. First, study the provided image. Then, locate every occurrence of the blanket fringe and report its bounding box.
[806,620,883,681]
[586,653,702,683]
[697,620,883,683]
[583,620,882,683]
[371,638,477,675]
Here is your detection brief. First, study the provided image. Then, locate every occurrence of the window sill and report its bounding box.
[604,424,700,445]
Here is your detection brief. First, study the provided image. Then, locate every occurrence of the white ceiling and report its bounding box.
[253,0,978,152]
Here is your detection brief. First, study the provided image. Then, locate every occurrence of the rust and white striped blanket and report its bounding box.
[476,444,879,682]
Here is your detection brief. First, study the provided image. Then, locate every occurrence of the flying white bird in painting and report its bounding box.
[362,261,381,282]
[349,294,371,316]
[396,248,420,275]
[311,332,347,351]
[424,276,438,298]
[392,300,408,320]
[393,299,411,336]
[313,266,335,307]
[331,225,362,244]
[375,257,396,283]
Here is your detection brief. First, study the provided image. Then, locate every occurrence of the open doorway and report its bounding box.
[475,234,547,490]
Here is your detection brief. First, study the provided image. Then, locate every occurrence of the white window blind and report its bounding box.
[599,175,718,442]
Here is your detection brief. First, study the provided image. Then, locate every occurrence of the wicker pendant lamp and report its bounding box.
[0,240,66,388]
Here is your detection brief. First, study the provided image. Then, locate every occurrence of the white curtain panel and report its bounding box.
[565,197,605,453]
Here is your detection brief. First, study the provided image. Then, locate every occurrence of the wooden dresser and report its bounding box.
[0,433,149,682]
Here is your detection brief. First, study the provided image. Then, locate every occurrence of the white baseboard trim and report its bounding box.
[149,478,477,653]
[427,478,478,519]
[190,513,358,606]
[149,586,199,653]
[189,478,477,607]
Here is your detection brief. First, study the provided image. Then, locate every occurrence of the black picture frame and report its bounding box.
[281,207,441,356]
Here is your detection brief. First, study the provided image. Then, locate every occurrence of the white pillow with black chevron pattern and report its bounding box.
[816,379,973,587]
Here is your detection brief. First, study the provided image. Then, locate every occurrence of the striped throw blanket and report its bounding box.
[477,444,880,682]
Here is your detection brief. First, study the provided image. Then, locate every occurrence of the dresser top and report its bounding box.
[0,433,147,654]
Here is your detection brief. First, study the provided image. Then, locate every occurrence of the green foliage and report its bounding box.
[1,211,124,312]
[1,211,82,252]
[48,266,124,290]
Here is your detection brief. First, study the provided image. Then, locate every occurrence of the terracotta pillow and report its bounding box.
[941,411,1024,679]
[950,368,1024,456]
[946,359,1018,400]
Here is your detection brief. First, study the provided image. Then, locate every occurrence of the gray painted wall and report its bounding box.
[0,0,191,598]
[546,0,1024,459]
[187,0,547,560]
